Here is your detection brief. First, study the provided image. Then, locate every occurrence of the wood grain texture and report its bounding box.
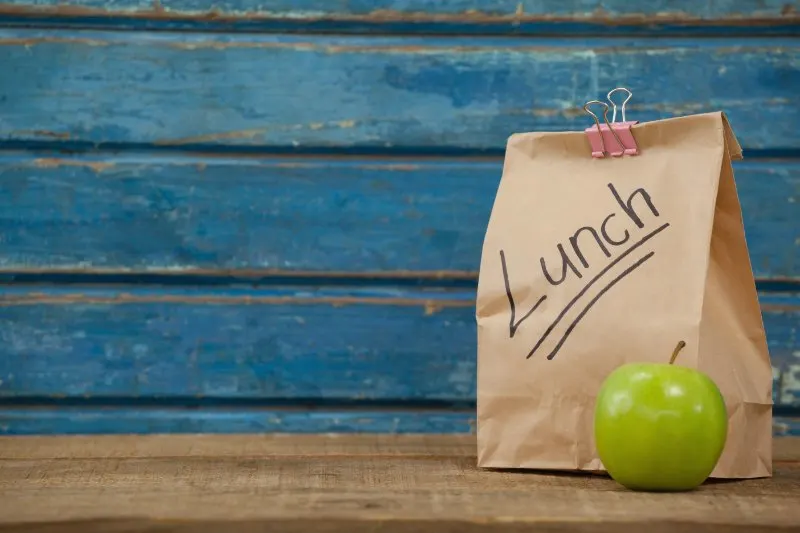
[0,286,477,401]
[1,155,797,278]
[0,0,797,36]
[0,287,797,405]
[1,518,799,533]
[0,30,797,152]
[774,415,800,437]
[0,435,798,533]
[3,432,799,460]
[4,521,795,533]
[0,433,480,458]
[765,293,800,407]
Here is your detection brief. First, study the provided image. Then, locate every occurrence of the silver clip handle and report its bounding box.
[607,87,633,123]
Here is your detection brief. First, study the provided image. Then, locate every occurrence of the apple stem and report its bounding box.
[669,341,686,365]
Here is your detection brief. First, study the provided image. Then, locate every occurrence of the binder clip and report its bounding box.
[583,87,639,158]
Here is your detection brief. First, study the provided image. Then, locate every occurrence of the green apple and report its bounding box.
[593,341,728,492]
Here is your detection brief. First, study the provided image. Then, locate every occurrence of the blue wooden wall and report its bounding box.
[0,1,798,436]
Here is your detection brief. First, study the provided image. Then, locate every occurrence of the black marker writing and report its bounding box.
[500,250,547,338]
[545,251,656,360]
[570,226,611,268]
[539,183,659,288]
[526,222,669,359]
[541,244,581,284]
[608,182,659,229]
[600,213,629,245]
[498,181,669,359]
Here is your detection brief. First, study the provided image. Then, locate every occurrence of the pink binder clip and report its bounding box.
[583,87,639,158]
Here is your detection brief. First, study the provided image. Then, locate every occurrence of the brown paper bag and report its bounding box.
[475,105,773,479]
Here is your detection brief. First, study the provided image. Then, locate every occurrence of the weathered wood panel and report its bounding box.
[0,30,797,152]
[0,287,796,404]
[0,433,481,458]
[0,436,799,533]
[767,293,800,406]
[1,155,797,278]
[775,415,800,437]
[0,0,797,35]
[0,286,477,401]
[3,0,796,20]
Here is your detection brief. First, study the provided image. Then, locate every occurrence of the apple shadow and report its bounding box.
[480,466,755,493]
[700,477,752,486]
[482,466,611,479]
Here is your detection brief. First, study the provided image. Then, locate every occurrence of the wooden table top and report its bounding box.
[1,434,799,532]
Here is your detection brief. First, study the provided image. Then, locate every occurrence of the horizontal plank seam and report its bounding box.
[0,295,796,308]
[0,22,797,40]
[0,455,796,463]
[0,272,798,294]
[0,295,476,306]
[1,5,797,23]
[0,453,475,461]
[0,399,479,411]
[0,270,484,281]
[0,512,797,533]
[2,403,799,415]
[0,277,797,294]
[2,152,800,166]
[0,298,796,312]
[0,141,799,160]
[0,8,797,37]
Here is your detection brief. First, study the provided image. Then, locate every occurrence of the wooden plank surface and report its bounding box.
[0,433,479,458]
[0,287,797,406]
[0,434,798,532]
[0,0,797,35]
[0,31,797,152]
[1,155,797,278]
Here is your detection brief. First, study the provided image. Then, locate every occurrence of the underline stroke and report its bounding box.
[544,251,656,360]
[526,222,670,359]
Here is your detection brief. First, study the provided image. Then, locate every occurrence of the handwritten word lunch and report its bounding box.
[499,182,670,360]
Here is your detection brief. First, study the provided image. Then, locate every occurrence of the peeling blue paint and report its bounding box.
[0,30,797,152]
[0,2,796,437]
[0,155,797,277]
[0,1,798,35]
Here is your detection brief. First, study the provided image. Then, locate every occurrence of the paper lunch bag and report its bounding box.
[475,91,773,479]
